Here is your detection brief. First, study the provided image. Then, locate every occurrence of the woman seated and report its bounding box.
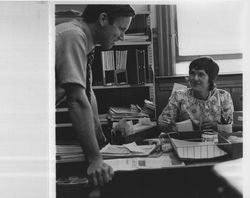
[158,56,234,132]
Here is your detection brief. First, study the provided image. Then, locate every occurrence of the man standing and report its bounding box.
[56,5,135,186]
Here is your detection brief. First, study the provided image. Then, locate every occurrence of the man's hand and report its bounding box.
[87,158,114,186]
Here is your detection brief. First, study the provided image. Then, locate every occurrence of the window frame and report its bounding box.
[173,5,243,63]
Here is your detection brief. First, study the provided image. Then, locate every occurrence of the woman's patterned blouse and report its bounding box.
[158,88,234,132]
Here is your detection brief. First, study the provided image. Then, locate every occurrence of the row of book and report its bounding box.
[93,48,150,86]
[101,50,128,71]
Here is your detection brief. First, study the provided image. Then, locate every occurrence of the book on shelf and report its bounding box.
[101,50,116,85]
[115,50,128,84]
[127,48,146,85]
[126,13,150,35]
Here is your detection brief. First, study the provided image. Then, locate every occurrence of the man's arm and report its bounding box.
[65,84,113,185]
[90,91,107,147]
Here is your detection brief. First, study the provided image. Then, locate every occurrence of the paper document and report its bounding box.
[172,83,187,94]
[100,142,156,158]
[56,145,85,163]
[176,119,193,132]
[56,145,82,154]
[171,138,227,159]
[104,154,183,171]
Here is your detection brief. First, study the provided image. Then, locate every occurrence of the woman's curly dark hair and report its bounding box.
[189,56,219,90]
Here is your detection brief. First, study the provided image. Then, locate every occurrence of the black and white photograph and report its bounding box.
[0,1,249,198]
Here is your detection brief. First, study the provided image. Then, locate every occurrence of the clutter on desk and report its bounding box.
[100,142,156,158]
[108,106,149,121]
[112,119,134,137]
[112,118,157,140]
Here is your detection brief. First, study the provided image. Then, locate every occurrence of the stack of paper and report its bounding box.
[56,144,85,163]
[100,142,156,158]
[108,106,148,121]
[141,99,156,117]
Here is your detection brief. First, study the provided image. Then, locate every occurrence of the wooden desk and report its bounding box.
[57,131,241,198]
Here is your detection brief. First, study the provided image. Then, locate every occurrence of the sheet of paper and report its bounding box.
[172,83,187,94]
[104,154,184,172]
[176,119,194,132]
[171,138,227,159]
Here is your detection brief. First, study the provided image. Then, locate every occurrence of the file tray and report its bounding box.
[218,131,243,159]
[167,131,230,161]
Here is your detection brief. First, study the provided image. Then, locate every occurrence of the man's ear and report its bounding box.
[98,12,109,26]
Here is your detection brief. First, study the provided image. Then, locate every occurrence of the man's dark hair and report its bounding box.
[189,56,219,91]
[82,5,135,24]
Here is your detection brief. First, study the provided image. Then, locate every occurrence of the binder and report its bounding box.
[101,50,116,85]
[115,50,128,85]
[127,49,146,85]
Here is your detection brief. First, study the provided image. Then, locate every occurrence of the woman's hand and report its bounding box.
[158,119,176,132]
[191,120,217,131]
[201,121,217,130]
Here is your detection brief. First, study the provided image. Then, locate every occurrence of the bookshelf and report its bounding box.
[92,12,155,112]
